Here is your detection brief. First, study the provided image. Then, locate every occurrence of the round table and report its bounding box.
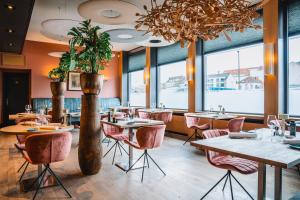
[0,124,74,192]
[0,124,74,135]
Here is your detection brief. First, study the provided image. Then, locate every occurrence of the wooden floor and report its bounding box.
[0,130,299,200]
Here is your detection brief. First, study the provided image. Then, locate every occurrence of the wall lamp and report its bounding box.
[264,43,275,75]
[186,58,194,81]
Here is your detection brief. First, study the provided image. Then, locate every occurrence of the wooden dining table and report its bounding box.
[0,124,74,191]
[9,113,52,121]
[186,112,237,129]
[191,128,300,200]
[138,108,173,114]
[101,118,164,171]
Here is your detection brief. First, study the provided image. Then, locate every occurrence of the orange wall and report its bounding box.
[1,40,120,98]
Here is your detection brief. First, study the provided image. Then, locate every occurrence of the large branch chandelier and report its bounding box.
[135,0,267,47]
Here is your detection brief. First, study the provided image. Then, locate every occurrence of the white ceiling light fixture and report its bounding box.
[41,19,81,42]
[136,36,175,47]
[78,0,142,25]
[105,28,150,43]
[48,51,65,58]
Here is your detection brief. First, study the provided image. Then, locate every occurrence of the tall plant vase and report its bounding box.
[78,73,103,175]
[50,82,66,123]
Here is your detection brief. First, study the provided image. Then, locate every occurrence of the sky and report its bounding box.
[289,36,300,62]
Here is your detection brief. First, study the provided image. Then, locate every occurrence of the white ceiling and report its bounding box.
[26,0,261,52]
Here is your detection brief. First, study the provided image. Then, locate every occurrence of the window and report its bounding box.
[129,70,146,107]
[288,1,300,115]
[204,44,264,113]
[158,60,188,109]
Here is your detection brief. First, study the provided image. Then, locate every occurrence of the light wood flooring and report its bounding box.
[0,130,299,200]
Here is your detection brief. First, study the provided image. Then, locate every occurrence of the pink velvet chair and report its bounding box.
[200,129,258,200]
[138,111,152,119]
[183,113,210,145]
[22,132,72,200]
[151,112,173,124]
[101,122,129,164]
[226,117,246,132]
[125,125,166,182]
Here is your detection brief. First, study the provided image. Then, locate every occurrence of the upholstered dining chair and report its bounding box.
[138,111,152,119]
[151,112,173,124]
[226,117,246,132]
[183,113,210,145]
[125,125,166,182]
[22,132,72,200]
[102,121,129,164]
[200,129,258,200]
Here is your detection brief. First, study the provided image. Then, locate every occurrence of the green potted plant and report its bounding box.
[68,19,112,94]
[68,19,112,175]
[48,52,72,122]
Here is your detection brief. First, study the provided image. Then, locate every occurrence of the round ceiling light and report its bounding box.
[105,28,150,43]
[41,19,81,42]
[117,34,134,39]
[78,0,141,25]
[136,36,175,47]
[48,52,65,58]
[101,9,121,18]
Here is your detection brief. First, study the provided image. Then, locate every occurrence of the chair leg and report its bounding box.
[19,162,30,182]
[145,154,150,168]
[25,167,48,192]
[112,142,118,165]
[146,152,166,176]
[32,168,47,200]
[222,174,229,191]
[117,142,123,156]
[230,172,254,200]
[47,166,72,198]
[18,160,27,173]
[183,133,196,145]
[141,153,146,182]
[119,143,129,155]
[228,172,234,200]
[103,141,117,158]
[200,172,229,200]
[126,152,145,173]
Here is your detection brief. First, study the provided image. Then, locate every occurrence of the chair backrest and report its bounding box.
[152,112,173,123]
[16,135,27,143]
[25,132,72,165]
[136,125,166,149]
[202,129,228,165]
[101,121,124,136]
[228,117,245,132]
[184,113,200,128]
[138,111,152,119]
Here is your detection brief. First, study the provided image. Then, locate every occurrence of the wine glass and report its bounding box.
[267,115,277,130]
[25,104,32,113]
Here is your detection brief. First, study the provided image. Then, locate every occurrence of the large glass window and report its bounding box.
[288,36,300,115]
[129,70,146,107]
[204,44,264,113]
[158,60,188,109]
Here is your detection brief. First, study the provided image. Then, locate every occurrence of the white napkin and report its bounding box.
[229,131,257,139]
[282,138,300,145]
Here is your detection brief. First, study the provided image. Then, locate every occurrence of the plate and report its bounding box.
[289,144,300,150]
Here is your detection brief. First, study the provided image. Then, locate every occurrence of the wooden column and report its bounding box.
[187,42,196,112]
[145,47,151,108]
[78,94,102,175]
[264,0,280,122]
[50,82,66,123]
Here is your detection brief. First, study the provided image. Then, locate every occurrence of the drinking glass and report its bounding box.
[25,104,32,113]
[267,115,277,130]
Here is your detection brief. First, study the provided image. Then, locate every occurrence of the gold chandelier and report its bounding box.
[135,0,267,47]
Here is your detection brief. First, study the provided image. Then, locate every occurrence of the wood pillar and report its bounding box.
[50,82,66,123]
[187,42,196,112]
[78,94,102,175]
[264,0,280,123]
[145,47,151,108]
